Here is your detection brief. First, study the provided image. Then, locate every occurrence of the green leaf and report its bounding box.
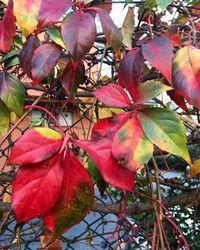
[0,101,10,135]
[0,72,25,117]
[134,81,172,105]
[46,26,67,49]
[156,0,173,11]
[138,107,191,164]
[88,158,108,196]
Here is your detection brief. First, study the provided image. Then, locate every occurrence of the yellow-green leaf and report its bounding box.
[0,101,10,136]
[121,7,134,49]
[191,160,200,177]
[13,0,42,37]
[46,27,67,49]
[138,107,191,164]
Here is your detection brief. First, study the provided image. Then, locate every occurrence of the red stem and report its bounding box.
[152,220,157,250]
[25,105,65,137]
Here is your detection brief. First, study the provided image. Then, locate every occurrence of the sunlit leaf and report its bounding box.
[43,150,94,236]
[61,10,96,61]
[112,114,153,171]
[172,46,200,109]
[9,127,63,164]
[134,81,171,105]
[13,0,42,37]
[93,84,132,108]
[38,0,71,28]
[142,37,174,84]
[0,101,10,136]
[0,0,16,53]
[0,72,25,117]
[138,107,191,164]
[190,159,200,177]
[12,153,64,223]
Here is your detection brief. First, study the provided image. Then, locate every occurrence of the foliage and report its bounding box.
[0,0,200,249]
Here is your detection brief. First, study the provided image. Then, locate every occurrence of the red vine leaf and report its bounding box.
[43,150,94,236]
[9,128,63,165]
[19,36,40,78]
[61,10,96,61]
[167,89,189,113]
[31,43,61,85]
[93,84,132,108]
[172,46,200,109]
[142,37,174,84]
[87,7,122,55]
[38,0,72,28]
[75,139,135,192]
[0,0,16,53]
[112,114,153,171]
[12,153,64,223]
[118,48,144,100]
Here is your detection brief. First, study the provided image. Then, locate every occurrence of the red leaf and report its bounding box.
[92,112,130,141]
[19,36,40,78]
[0,0,16,53]
[87,7,122,55]
[61,10,96,61]
[31,43,61,85]
[167,89,189,113]
[38,0,72,28]
[172,46,200,109]
[112,114,153,171]
[74,139,135,192]
[43,150,94,235]
[12,153,64,223]
[62,59,85,96]
[142,37,174,84]
[9,128,63,165]
[93,84,132,108]
[118,48,144,100]
[163,26,181,46]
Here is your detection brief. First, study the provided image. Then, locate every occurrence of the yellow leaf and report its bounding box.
[190,159,200,177]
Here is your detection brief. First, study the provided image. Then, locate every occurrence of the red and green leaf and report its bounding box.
[0,71,25,117]
[112,114,153,171]
[118,48,144,100]
[138,107,191,164]
[75,139,135,192]
[38,0,71,28]
[91,112,130,140]
[19,35,40,78]
[93,84,132,108]
[43,150,94,236]
[142,37,174,84]
[13,0,42,37]
[31,43,61,85]
[87,7,122,55]
[172,46,200,109]
[61,10,96,61]
[0,0,16,53]
[134,81,171,105]
[12,153,64,223]
[9,127,63,165]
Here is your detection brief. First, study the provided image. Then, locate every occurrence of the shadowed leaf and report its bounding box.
[118,48,144,100]
[0,72,25,116]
